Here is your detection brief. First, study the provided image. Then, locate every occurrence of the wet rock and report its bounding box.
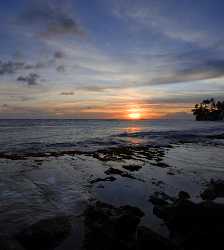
[90,176,116,184]
[34,159,43,166]
[137,226,177,250]
[207,133,224,139]
[150,192,175,206]
[104,167,138,180]
[153,162,171,168]
[0,236,25,250]
[122,164,142,172]
[201,179,224,200]
[178,191,190,200]
[167,171,175,175]
[149,196,169,206]
[105,167,124,175]
[91,146,164,162]
[16,216,72,250]
[83,201,178,250]
[83,201,144,250]
[151,179,164,187]
[152,192,224,250]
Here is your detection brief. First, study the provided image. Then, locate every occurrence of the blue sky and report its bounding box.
[0,0,224,118]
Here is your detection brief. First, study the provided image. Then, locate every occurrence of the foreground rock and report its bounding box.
[83,201,177,250]
[91,146,165,162]
[137,226,177,250]
[90,176,116,184]
[104,167,137,180]
[151,191,224,249]
[16,216,72,250]
[122,165,142,172]
[0,235,25,250]
[201,179,224,200]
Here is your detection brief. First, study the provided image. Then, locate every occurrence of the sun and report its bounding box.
[128,112,142,120]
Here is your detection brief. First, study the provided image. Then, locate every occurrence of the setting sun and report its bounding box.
[128,112,142,120]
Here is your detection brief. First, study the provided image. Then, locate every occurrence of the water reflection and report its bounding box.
[120,125,145,144]
[125,126,142,133]
[127,137,144,145]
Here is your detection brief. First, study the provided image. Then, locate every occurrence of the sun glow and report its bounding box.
[128,112,142,120]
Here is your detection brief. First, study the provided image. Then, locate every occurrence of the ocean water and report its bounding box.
[0,118,224,237]
[0,118,223,153]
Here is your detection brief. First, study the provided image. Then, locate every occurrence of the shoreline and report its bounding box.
[0,127,224,249]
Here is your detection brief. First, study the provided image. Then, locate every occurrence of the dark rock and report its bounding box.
[207,133,224,139]
[137,226,177,250]
[119,205,145,218]
[83,201,144,250]
[201,179,224,200]
[152,192,224,249]
[178,191,190,200]
[83,201,184,250]
[0,236,25,250]
[91,146,165,162]
[151,179,164,187]
[149,196,169,206]
[104,167,139,181]
[90,176,116,184]
[150,192,175,206]
[16,216,72,250]
[122,165,142,172]
[105,167,124,175]
[167,171,175,175]
[153,162,171,168]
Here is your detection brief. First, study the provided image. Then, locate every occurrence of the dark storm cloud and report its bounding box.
[19,0,84,39]
[60,91,74,95]
[17,73,40,86]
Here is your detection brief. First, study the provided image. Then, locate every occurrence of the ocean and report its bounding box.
[0,118,224,239]
[0,118,223,153]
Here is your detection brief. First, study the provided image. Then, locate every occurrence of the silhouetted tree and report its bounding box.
[192,99,224,121]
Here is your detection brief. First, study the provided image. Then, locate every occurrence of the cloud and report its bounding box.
[60,91,74,95]
[56,65,65,73]
[150,59,224,86]
[19,0,84,39]
[54,50,66,59]
[17,73,40,86]
[0,60,48,75]
[163,112,193,120]
[0,61,25,75]
[77,85,110,92]
[2,104,9,108]
[0,104,51,118]
[112,0,224,48]
[136,90,224,111]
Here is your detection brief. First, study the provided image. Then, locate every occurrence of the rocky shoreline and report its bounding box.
[1,179,224,250]
[0,131,224,249]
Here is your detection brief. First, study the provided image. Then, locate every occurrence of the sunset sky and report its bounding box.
[1,0,224,119]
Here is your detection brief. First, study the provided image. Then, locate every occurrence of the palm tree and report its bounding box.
[192,99,224,121]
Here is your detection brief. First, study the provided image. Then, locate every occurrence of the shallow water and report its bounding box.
[0,118,224,237]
